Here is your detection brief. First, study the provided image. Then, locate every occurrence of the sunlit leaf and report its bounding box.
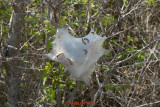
[24,42,28,47]
[43,20,50,24]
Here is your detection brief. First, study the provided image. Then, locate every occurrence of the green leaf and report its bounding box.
[126,48,130,51]
[127,35,131,44]
[117,85,125,91]
[146,0,157,7]
[35,0,40,4]
[102,66,109,72]
[2,69,6,74]
[43,87,47,94]
[79,13,86,17]
[43,20,50,24]
[83,24,88,29]
[50,88,55,99]
[43,77,47,85]
[59,17,66,26]
[138,52,144,60]
[105,85,114,92]
[91,3,95,8]
[60,84,66,88]
[117,55,123,59]
[102,41,106,48]
[80,0,87,3]
[123,0,129,7]
[104,52,110,57]
[50,25,55,34]
[110,40,116,43]
[80,82,83,88]
[44,26,50,31]
[132,46,137,49]
[24,42,28,47]
[46,38,54,51]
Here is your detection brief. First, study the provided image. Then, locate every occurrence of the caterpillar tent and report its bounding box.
[44,27,107,85]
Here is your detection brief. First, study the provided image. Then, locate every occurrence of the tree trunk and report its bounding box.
[4,0,25,106]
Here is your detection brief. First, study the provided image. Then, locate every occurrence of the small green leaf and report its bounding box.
[43,77,47,85]
[2,69,6,74]
[50,25,55,34]
[80,0,87,3]
[132,46,137,49]
[43,20,50,24]
[24,42,28,47]
[79,13,86,17]
[60,84,66,88]
[117,85,125,91]
[103,41,106,48]
[80,82,83,88]
[83,24,88,29]
[46,38,54,51]
[126,48,130,51]
[44,26,50,31]
[104,52,110,57]
[59,17,66,26]
[50,89,55,99]
[117,55,123,59]
[43,88,47,94]
[123,0,129,7]
[127,35,131,44]
[91,3,95,7]
[102,66,109,72]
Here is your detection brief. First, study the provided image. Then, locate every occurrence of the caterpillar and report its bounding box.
[66,58,73,65]
[83,49,88,55]
[82,38,89,45]
[91,32,94,34]
[57,53,64,57]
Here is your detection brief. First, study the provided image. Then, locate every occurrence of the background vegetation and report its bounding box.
[0,0,160,106]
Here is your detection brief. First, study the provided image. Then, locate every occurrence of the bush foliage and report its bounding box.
[0,0,160,106]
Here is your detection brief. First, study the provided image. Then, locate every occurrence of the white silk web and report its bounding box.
[45,27,107,84]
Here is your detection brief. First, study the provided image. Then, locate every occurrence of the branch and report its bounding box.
[116,39,157,65]
[66,81,80,107]
[136,101,160,107]
[1,52,43,62]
